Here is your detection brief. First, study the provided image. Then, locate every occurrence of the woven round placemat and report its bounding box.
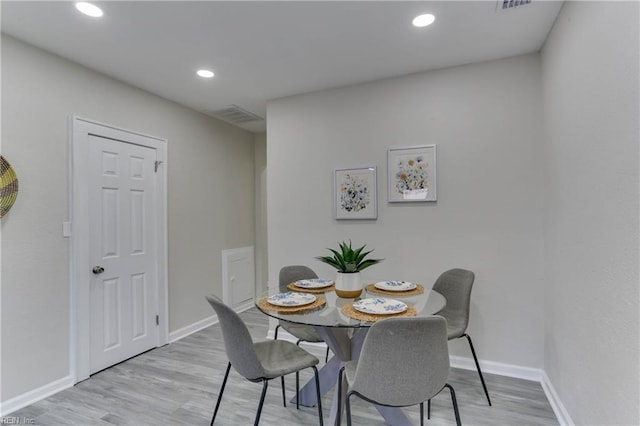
[257,296,327,314]
[341,302,417,322]
[364,283,425,296]
[0,156,19,219]
[287,282,335,294]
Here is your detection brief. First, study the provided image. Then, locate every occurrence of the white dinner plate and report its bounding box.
[374,281,417,292]
[294,278,334,289]
[353,298,408,315]
[267,292,317,307]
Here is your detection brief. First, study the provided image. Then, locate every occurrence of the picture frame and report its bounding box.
[334,166,377,220]
[387,145,437,202]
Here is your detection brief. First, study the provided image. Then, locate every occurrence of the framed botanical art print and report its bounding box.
[334,166,377,220]
[388,145,437,202]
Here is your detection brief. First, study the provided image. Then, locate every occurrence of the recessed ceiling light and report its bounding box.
[412,13,435,28]
[197,69,215,78]
[75,2,103,18]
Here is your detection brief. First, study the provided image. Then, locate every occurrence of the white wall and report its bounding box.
[1,35,255,402]
[267,53,545,368]
[542,2,639,425]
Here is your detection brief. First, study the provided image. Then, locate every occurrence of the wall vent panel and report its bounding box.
[496,0,532,12]
[209,105,264,124]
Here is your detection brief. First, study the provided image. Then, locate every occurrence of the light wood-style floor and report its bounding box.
[12,308,559,425]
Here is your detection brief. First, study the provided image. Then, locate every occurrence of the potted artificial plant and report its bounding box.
[316,241,382,298]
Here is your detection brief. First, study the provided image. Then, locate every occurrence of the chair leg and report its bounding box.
[274,325,285,403]
[211,362,231,425]
[312,366,324,426]
[345,391,353,426]
[445,383,462,426]
[337,367,344,426]
[296,371,300,409]
[254,380,269,426]
[274,326,286,404]
[464,333,492,406]
[427,399,431,419]
[420,401,424,426]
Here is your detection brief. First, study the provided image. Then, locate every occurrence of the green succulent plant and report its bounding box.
[316,241,382,273]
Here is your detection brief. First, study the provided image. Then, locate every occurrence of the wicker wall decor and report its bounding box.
[0,155,19,218]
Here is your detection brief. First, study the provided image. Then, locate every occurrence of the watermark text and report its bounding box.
[0,417,35,425]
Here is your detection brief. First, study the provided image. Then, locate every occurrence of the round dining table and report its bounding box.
[255,281,446,426]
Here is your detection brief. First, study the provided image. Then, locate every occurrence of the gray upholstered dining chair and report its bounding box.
[432,268,491,406]
[338,316,462,426]
[205,295,323,426]
[275,265,331,362]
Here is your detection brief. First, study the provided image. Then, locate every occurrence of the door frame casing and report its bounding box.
[70,116,169,382]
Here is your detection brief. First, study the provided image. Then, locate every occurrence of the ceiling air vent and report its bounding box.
[209,105,264,124]
[496,0,532,12]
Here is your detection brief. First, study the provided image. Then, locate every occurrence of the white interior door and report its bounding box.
[88,135,159,374]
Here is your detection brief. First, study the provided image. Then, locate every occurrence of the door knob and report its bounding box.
[92,266,105,274]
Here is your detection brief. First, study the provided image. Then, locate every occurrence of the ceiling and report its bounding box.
[1,1,564,133]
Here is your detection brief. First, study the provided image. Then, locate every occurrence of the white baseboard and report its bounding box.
[169,314,218,343]
[164,319,573,426]
[269,330,545,382]
[2,305,253,416]
[1,315,572,426]
[449,355,543,382]
[0,375,74,416]
[168,302,253,343]
[541,371,575,426]
[450,356,574,426]
[267,326,545,383]
[234,300,255,314]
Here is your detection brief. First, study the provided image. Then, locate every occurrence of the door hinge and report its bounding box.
[156,314,159,326]
[154,160,163,173]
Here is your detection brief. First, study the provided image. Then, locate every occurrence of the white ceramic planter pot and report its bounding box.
[335,271,362,298]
